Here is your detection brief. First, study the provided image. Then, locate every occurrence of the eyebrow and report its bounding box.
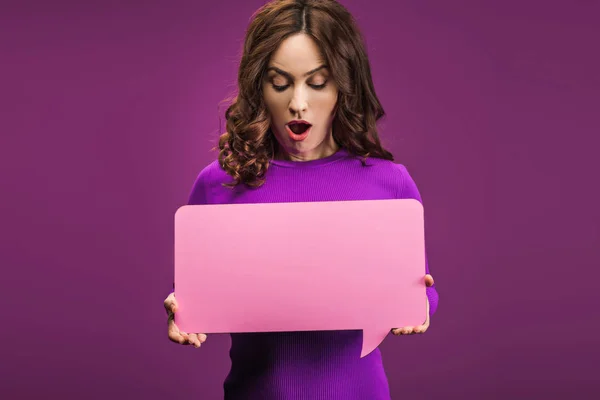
[266,65,328,79]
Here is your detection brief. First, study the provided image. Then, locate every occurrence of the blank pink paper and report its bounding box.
[174,199,427,357]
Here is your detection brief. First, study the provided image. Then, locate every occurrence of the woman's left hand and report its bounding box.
[392,274,434,335]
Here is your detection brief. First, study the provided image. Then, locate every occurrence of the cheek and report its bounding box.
[313,91,338,115]
[263,92,287,117]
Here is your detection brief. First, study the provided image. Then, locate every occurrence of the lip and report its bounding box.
[287,119,312,127]
[286,120,312,142]
[285,124,311,141]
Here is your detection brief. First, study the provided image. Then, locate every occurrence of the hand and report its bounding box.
[164,292,207,348]
[392,274,434,336]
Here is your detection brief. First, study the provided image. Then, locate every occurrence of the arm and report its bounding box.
[396,164,439,317]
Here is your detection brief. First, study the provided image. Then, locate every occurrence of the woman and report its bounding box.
[164,0,438,398]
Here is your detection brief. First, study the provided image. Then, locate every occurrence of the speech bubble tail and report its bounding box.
[361,328,390,358]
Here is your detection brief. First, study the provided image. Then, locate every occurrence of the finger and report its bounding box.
[190,333,207,346]
[168,321,189,344]
[188,333,201,348]
[415,318,430,334]
[180,332,192,345]
[425,274,434,287]
[391,327,415,335]
[163,293,178,315]
[167,312,188,344]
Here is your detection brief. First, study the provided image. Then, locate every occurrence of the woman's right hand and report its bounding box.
[164,292,207,348]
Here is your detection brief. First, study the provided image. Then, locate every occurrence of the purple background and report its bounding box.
[2,0,599,399]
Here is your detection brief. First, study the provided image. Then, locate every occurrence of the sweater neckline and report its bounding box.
[269,148,349,168]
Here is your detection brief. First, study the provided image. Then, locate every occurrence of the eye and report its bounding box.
[272,84,289,92]
[309,83,327,90]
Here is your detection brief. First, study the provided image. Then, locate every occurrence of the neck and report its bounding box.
[274,136,339,162]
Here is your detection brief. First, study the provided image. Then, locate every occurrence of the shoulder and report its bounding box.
[365,157,423,201]
[196,159,230,183]
[393,162,422,201]
[187,159,233,205]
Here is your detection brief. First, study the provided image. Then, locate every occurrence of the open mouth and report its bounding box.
[288,122,311,135]
[286,121,312,142]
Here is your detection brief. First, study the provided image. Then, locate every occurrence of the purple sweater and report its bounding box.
[182,148,439,399]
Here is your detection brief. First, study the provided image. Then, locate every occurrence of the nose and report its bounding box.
[288,87,308,115]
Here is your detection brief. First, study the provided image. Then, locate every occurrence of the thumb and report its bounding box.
[425,274,434,287]
[164,292,178,315]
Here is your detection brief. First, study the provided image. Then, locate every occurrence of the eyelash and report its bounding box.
[272,82,327,92]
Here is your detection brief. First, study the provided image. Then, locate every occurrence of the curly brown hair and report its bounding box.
[218,0,394,187]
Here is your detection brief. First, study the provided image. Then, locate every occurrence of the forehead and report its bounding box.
[268,33,326,74]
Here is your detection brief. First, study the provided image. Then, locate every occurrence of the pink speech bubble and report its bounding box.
[174,199,427,358]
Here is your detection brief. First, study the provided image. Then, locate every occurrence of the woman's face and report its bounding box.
[262,33,339,161]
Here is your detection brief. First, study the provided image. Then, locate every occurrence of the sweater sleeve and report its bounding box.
[395,164,439,317]
[170,166,212,295]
